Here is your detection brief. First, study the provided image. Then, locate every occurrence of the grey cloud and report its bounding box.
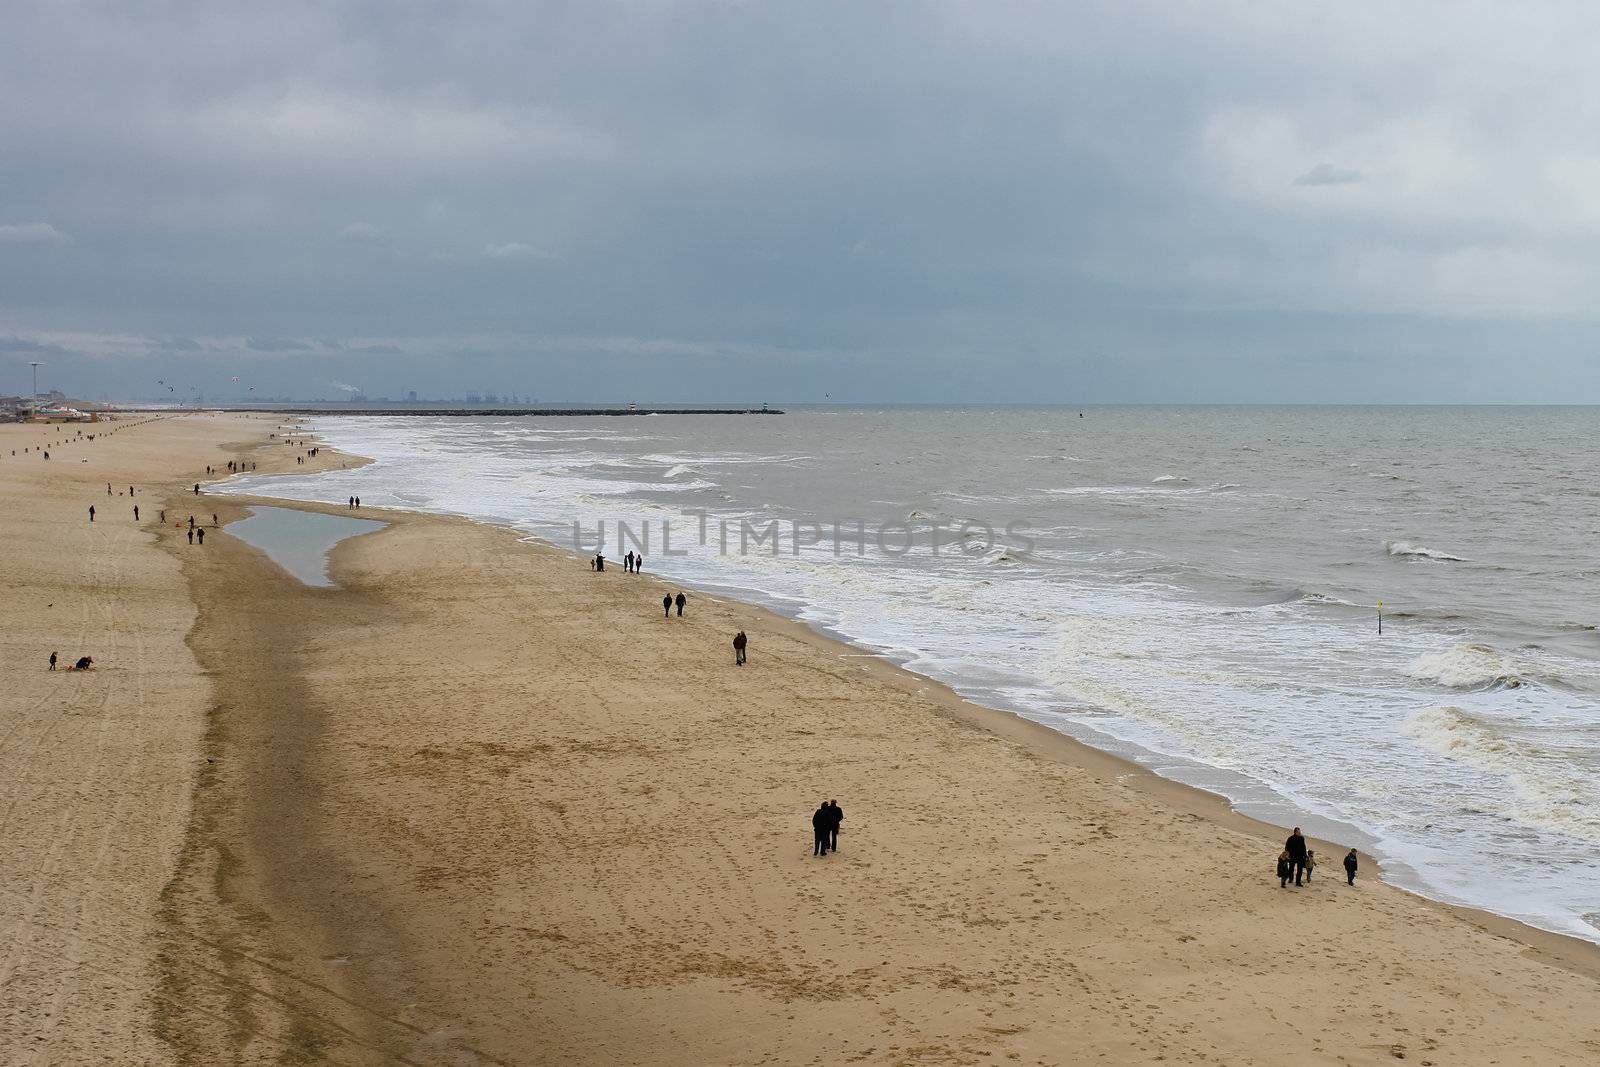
[3,3,1600,401]
[483,242,554,260]
[245,336,314,351]
[338,222,388,243]
[1294,163,1364,187]
[0,222,70,244]
[0,335,72,354]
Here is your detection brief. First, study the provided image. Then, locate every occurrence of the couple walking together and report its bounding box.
[812,800,844,856]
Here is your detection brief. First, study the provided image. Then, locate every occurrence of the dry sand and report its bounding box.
[3,412,1600,1066]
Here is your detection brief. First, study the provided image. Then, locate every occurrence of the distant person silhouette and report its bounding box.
[197,528,205,545]
[1286,827,1308,887]
[194,484,200,494]
[187,529,193,544]
[1344,848,1359,886]
[826,800,843,852]
[354,496,360,508]
[1277,849,1293,888]
[663,595,672,618]
[733,630,747,666]
[624,550,634,573]
[48,652,57,671]
[812,803,831,856]
[634,554,643,574]
[675,592,686,617]
[133,505,139,521]
[88,505,95,522]
[595,552,605,571]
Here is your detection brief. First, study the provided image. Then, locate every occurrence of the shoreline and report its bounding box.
[213,436,1600,976]
[9,411,1597,1063]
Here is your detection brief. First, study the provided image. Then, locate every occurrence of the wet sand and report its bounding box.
[3,412,1600,1065]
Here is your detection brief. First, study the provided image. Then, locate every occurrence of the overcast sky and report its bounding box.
[5,1,1600,403]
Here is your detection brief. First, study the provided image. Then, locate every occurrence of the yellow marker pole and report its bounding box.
[1377,600,1383,635]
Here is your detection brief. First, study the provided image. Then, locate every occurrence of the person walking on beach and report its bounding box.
[196,527,204,545]
[675,592,686,617]
[595,552,605,572]
[88,505,95,522]
[634,554,643,574]
[733,630,747,666]
[48,652,57,671]
[663,595,672,618]
[1277,849,1293,888]
[187,529,193,544]
[812,802,831,856]
[1344,848,1359,886]
[348,496,354,509]
[624,550,634,573]
[133,505,139,521]
[1303,850,1316,883]
[194,483,200,494]
[1286,827,1308,887]
[826,800,843,852]
[354,496,360,508]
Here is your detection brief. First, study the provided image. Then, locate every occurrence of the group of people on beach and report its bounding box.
[47,653,93,671]
[1278,826,1359,888]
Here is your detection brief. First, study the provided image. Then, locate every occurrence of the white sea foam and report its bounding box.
[1403,706,1600,842]
[1407,643,1524,689]
[1386,540,1468,562]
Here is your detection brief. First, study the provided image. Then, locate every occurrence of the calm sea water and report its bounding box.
[223,406,1600,941]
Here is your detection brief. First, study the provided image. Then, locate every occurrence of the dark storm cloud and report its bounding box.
[4,1,1600,402]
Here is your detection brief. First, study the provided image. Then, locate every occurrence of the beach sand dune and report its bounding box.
[4,413,1599,1065]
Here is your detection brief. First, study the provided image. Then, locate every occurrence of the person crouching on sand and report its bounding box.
[1277,849,1293,888]
[1344,848,1358,886]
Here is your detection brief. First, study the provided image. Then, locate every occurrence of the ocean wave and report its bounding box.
[1386,540,1468,562]
[1403,706,1600,843]
[1407,643,1524,690]
[663,464,698,479]
[981,546,1022,565]
[1152,474,1188,484]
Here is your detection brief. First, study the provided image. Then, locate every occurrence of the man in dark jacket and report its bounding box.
[663,595,672,618]
[826,800,843,853]
[675,592,686,617]
[1286,827,1309,887]
[1344,848,1359,886]
[812,803,831,856]
[733,630,747,666]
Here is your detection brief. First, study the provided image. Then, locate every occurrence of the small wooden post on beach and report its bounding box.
[1377,600,1383,635]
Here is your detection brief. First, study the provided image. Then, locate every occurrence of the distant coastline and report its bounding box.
[147,405,784,417]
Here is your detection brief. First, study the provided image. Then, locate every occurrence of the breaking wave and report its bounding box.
[1386,540,1467,562]
[1407,643,1524,690]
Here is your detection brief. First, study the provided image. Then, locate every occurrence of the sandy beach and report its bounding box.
[4,411,1600,1066]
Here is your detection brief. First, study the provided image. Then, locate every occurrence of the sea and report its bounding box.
[220,405,1600,943]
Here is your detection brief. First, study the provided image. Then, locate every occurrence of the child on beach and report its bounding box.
[1344,848,1358,886]
[1304,850,1315,883]
[1277,849,1293,888]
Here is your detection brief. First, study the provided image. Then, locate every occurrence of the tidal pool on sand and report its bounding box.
[228,506,386,587]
